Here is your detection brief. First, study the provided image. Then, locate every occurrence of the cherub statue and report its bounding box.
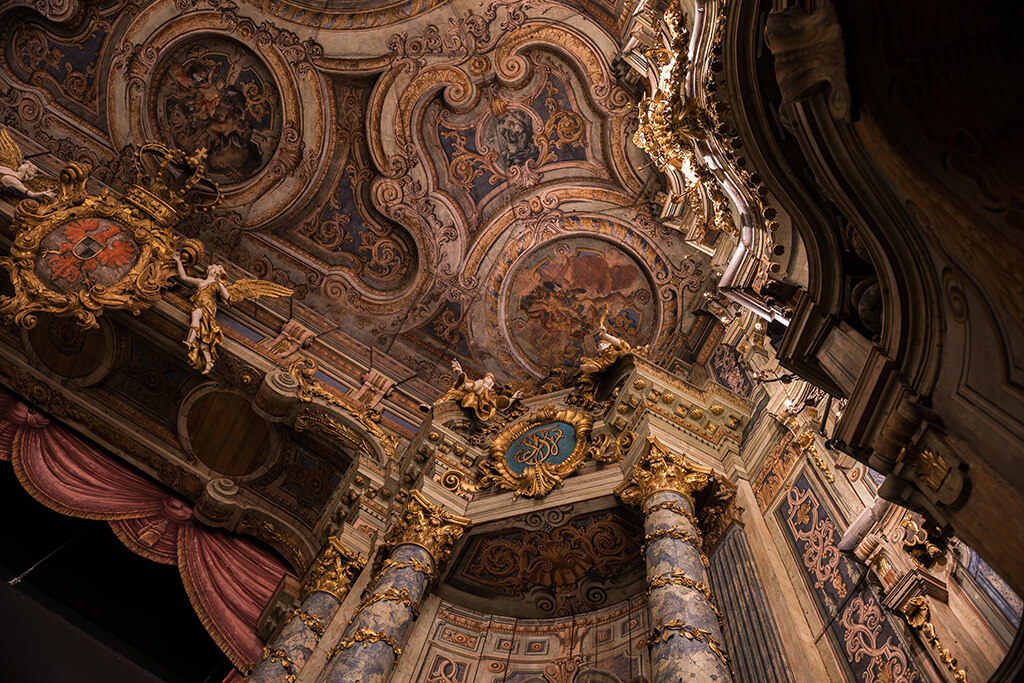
[174,255,292,374]
[0,128,55,201]
[577,308,648,399]
[431,359,521,422]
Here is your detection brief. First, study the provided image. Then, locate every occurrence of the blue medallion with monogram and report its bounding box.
[504,421,577,474]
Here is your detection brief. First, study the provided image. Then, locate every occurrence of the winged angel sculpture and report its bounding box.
[0,129,55,201]
[174,255,291,374]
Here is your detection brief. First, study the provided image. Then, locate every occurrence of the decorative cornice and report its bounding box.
[300,538,366,602]
[614,436,714,507]
[384,491,471,571]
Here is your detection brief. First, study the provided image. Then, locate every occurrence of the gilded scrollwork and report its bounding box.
[384,491,471,571]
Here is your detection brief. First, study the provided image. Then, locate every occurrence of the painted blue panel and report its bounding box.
[966,547,1023,627]
[776,473,922,681]
[215,312,264,342]
[504,421,576,474]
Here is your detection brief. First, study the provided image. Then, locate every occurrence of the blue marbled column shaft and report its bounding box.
[248,591,340,683]
[644,490,733,683]
[320,545,433,683]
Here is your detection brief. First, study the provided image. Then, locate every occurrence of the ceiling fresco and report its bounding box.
[0,0,716,388]
[152,37,282,184]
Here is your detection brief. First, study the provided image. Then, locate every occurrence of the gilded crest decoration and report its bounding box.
[0,143,212,330]
[482,405,593,499]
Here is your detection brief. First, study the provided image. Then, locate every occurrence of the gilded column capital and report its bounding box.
[614,436,713,508]
[301,538,366,602]
[384,491,471,571]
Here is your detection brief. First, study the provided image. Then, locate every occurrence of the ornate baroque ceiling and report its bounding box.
[0,0,723,387]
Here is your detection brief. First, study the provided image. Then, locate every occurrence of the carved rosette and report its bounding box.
[384,491,471,571]
[301,538,366,602]
[614,436,714,508]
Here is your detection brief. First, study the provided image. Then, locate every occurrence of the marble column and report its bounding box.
[318,491,470,683]
[247,538,365,683]
[615,437,733,683]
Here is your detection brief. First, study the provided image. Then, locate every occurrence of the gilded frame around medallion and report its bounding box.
[482,405,593,498]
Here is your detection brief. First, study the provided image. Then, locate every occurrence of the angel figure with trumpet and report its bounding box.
[174,254,292,374]
[0,128,55,201]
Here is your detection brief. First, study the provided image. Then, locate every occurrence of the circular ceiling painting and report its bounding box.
[504,238,657,371]
[152,37,281,184]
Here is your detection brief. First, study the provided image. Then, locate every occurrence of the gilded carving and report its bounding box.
[384,491,471,570]
[645,619,730,667]
[797,431,835,484]
[173,256,292,374]
[327,628,403,660]
[431,359,521,422]
[902,597,968,682]
[577,309,649,399]
[615,436,714,507]
[288,358,400,460]
[0,144,209,330]
[301,538,366,602]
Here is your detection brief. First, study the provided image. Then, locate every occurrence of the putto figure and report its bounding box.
[0,129,55,201]
[174,255,291,374]
[431,359,521,422]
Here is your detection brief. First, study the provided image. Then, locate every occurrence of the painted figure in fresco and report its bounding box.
[159,43,278,182]
[710,344,753,396]
[494,109,540,168]
[577,309,649,399]
[173,254,291,374]
[0,129,55,201]
[515,246,650,369]
[431,359,521,421]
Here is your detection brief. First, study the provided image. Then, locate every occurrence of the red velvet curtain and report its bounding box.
[0,390,288,672]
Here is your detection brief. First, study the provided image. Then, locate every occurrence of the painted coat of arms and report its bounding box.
[0,143,210,329]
